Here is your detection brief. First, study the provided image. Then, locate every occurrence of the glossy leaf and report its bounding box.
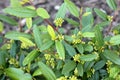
[23,50,39,66]
[33,25,42,49]
[103,50,120,65]
[5,31,32,40]
[93,60,106,70]
[63,41,76,57]
[0,51,6,67]
[55,3,67,19]
[55,40,65,60]
[5,68,32,80]
[62,60,76,75]
[110,35,120,45]
[80,54,97,61]
[84,61,95,72]
[26,18,32,29]
[19,37,35,47]
[10,40,20,57]
[84,44,93,52]
[106,0,117,10]
[75,44,84,54]
[33,68,42,76]
[40,40,54,51]
[4,7,37,18]
[82,32,95,38]
[77,63,83,77]
[0,14,17,25]
[64,0,79,17]
[37,8,50,19]
[81,8,93,32]
[47,25,56,40]
[65,18,79,26]
[109,65,120,78]
[94,8,108,20]
[94,25,104,48]
[38,62,56,80]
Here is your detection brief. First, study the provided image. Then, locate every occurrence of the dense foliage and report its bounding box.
[0,0,120,80]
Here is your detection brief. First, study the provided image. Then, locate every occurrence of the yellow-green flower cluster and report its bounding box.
[73,54,80,62]
[57,76,68,80]
[54,18,64,27]
[9,58,19,67]
[113,29,119,35]
[107,15,113,22]
[57,34,64,40]
[44,54,55,68]
[74,68,78,76]
[72,34,81,44]
[106,60,113,73]
[69,75,78,80]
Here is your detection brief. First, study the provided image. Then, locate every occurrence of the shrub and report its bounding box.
[0,0,120,80]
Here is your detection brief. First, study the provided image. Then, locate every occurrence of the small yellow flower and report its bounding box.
[54,18,64,27]
[107,15,113,22]
[69,75,78,80]
[73,54,80,62]
[74,68,78,76]
[57,76,68,80]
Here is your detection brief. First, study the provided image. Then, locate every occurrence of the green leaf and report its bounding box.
[40,40,54,51]
[109,65,120,78]
[94,25,104,48]
[106,0,117,10]
[33,68,42,76]
[26,18,32,29]
[84,61,95,72]
[93,60,106,70]
[77,63,83,77]
[38,61,56,80]
[81,8,93,32]
[0,14,17,25]
[96,21,110,30]
[62,60,76,75]
[80,54,98,61]
[82,32,95,37]
[23,50,39,66]
[103,50,120,65]
[36,8,50,19]
[65,18,79,26]
[0,51,6,67]
[94,8,108,20]
[19,37,35,47]
[47,25,56,40]
[63,41,76,57]
[10,0,21,7]
[4,7,37,18]
[55,3,67,19]
[0,22,3,32]
[5,31,32,40]
[110,35,120,45]
[84,44,93,52]
[10,40,20,57]
[64,0,79,17]
[55,40,65,60]
[5,68,32,80]
[75,44,84,54]
[33,25,42,49]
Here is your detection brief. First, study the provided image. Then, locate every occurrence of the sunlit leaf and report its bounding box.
[38,62,56,80]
